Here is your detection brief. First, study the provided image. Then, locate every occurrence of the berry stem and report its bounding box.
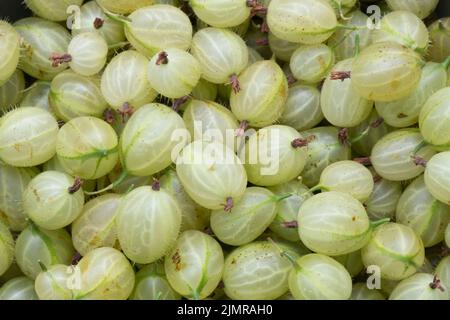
[235,120,249,137]
[268,237,301,271]
[370,218,390,229]
[85,170,128,196]
[172,96,190,112]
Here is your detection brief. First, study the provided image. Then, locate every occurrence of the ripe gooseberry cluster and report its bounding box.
[1,0,450,301]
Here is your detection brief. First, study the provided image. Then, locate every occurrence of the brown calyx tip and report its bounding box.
[103,108,115,125]
[71,252,82,266]
[291,135,316,148]
[57,120,65,128]
[430,275,445,292]
[354,157,372,166]
[230,74,241,94]
[338,128,350,145]
[373,174,382,183]
[68,177,83,194]
[49,53,72,67]
[247,0,267,16]
[93,17,104,29]
[224,197,234,212]
[255,37,269,46]
[118,102,134,123]
[235,120,249,137]
[411,155,427,167]
[156,51,169,65]
[370,117,384,128]
[282,221,298,229]
[287,74,296,86]
[260,19,269,33]
[151,179,161,191]
[172,96,190,112]
[330,71,351,81]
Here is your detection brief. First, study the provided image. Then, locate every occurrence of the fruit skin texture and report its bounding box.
[386,0,439,20]
[0,220,14,277]
[223,241,296,300]
[189,0,250,28]
[0,21,20,86]
[0,277,38,300]
[267,0,338,44]
[361,223,425,281]
[389,273,448,300]
[72,247,135,300]
[120,103,188,177]
[0,107,58,167]
[419,87,450,150]
[427,18,450,63]
[34,264,73,300]
[165,230,224,299]
[56,117,119,180]
[230,60,288,128]
[125,5,192,58]
[351,42,423,102]
[116,186,182,264]
[23,171,85,230]
[176,140,247,210]
[298,191,372,256]
[424,151,450,205]
[288,254,352,300]
[25,0,84,21]
[96,0,155,14]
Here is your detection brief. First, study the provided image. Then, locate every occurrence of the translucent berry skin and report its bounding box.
[189,0,251,28]
[159,169,211,233]
[0,69,25,112]
[120,103,188,177]
[125,5,192,58]
[148,49,201,99]
[290,44,335,84]
[389,273,448,300]
[419,87,450,150]
[223,241,297,300]
[240,125,308,186]
[376,62,448,128]
[0,21,20,86]
[299,126,352,187]
[23,171,84,230]
[49,71,109,122]
[424,152,450,205]
[365,176,402,221]
[20,81,52,113]
[71,193,121,256]
[101,50,157,110]
[352,42,423,102]
[0,277,38,300]
[34,264,73,300]
[427,18,450,63]
[298,191,372,256]
[73,247,135,300]
[435,256,450,294]
[230,60,288,128]
[0,164,38,231]
[278,85,323,131]
[72,1,126,46]
[165,230,224,299]
[68,32,108,77]
[95,0,155,14]
[0,107,59,167]
[350,283,385,300]
[191,27,248,85]
[267,0,338,44]
[371,129,435,181]
[386,0,439,20]
[56,117,119,180]
[117,186,182,264]
[361,222,425,281]
[0,221,14,277]
[372,11,429,53]
[24,0,84,21]
[396,175,450,247]
[176,140,247,210]
[288,254,352,300]
[14,224,75,280]
[14,18,71,80]
[131,263,180,300]
[211,187,278,246]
